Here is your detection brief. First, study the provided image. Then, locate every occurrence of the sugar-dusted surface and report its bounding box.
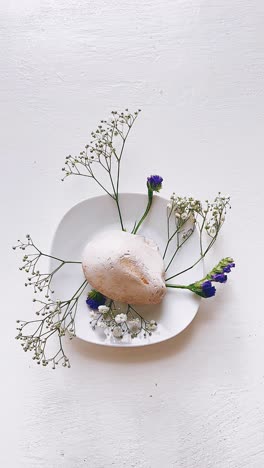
[82,228,166,305]
[1,1,264,467]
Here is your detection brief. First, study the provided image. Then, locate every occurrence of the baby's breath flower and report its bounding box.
[61,109,141,231]
[115,313,127,324]
[165,193,232,281]
[169,196,201,223]
[128,319,140,334]
[209,226,216,237]
[98,305,110,314]
[112,326,123,338]
[14,279,87,368]
[13,235,81,297]
[147,320,157,331]
[205,193,231,239]
[88,301,158,340]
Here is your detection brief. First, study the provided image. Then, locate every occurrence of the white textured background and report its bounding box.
[1,1,264,467]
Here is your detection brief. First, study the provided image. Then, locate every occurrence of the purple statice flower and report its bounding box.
[147,175,163,192]
[185,258,235,299]
[189,280,216,298]
[86,289,106,310]
[212,273,228,283]
[210,258,235,275]
[223,263,235,273]
[201,280,216,298]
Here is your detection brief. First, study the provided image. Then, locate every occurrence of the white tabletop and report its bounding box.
[1,1,263,467]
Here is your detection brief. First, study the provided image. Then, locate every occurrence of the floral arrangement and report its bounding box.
[14,109,235,369]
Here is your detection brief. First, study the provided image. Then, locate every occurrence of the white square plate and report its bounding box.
[50,193,203,347]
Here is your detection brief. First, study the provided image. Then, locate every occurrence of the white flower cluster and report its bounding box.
[98,305,110,314]
[89,304,157,340]
[204,193,231,238]
[61,109,140,181]
[167,193,231,239]
[167,194,201,225]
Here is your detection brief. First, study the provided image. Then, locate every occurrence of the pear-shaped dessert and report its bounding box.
[82,230,166,305]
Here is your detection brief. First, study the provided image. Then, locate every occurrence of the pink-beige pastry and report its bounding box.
[82,230,166,305]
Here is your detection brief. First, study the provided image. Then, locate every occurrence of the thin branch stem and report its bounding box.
[165,227,194,272]
[165,237,216,281]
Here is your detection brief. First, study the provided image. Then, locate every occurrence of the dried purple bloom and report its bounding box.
[147,175,163,192]
[212,273,228,283]
[86,289,106,310]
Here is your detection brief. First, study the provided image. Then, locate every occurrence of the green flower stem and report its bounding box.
[115,156,125,231]
[115,195,125,231]
[105,156,125,231]
[133,188,153,234]
[165,284,190,290]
